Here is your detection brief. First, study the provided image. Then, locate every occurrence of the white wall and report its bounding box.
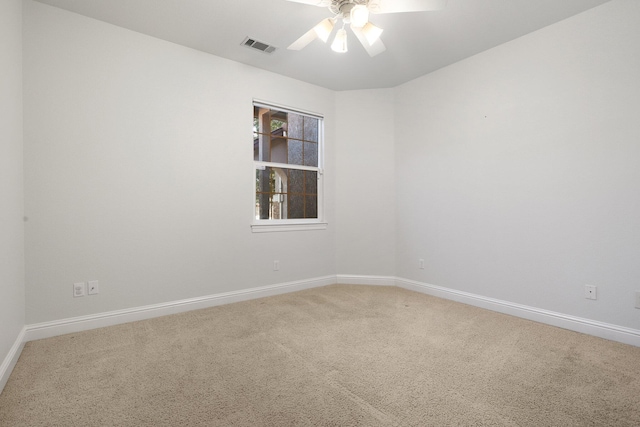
[335,90,396,277]
[0,0,25,381]
[395,0,640,330]
[23,1,336,324]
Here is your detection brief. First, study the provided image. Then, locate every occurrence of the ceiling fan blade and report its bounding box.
[285,0,332,7]
[288,18,335,50]
[368,0,447,14]
[351,26,386,57]
[287,28,319,50]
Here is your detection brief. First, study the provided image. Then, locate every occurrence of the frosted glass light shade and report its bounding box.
[350,5,369,28]
[331,28,348,53]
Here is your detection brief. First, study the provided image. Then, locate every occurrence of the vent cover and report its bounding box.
[241,37,277,54]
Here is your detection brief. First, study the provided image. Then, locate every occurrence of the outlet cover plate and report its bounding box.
[73,282,86,298]
[585,285,597,300]
[635,291,640,309]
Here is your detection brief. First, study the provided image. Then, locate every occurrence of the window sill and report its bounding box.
[251,222,328,233]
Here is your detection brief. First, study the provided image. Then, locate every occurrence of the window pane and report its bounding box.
[253,137,259,161]
[270,110,287,135]
[303,141,318,167]
[255,167,318,220]
[305,196,318,218]
[254,106,270,135]
[288,139,304,166]
[256,167,287,220]
[304,116,318,142]
[288,113,304,140]
[270,135,287,164]
[255,168,273,220]
[253,106,261,129]
[255,133,270,162]
[288,169,304,194]
[305,171,317,195]
[288,194,305,219]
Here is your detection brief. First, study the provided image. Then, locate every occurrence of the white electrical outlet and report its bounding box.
[88,280,99,295]
[273,260,280,271]
[585,285,597,300]
[73,282,86,298]
[635,291,640,309]
[419,259,425,269]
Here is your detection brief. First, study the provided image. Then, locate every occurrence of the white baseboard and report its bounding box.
[396,277,640,347]
[336,274,396,286]
[0,327,26,394]
[20,274,640,348]
[25,275,337,342]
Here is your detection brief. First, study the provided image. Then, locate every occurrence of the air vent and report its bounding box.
[241,37,277,54]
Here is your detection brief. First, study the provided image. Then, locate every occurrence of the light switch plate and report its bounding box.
[87,280,99,295]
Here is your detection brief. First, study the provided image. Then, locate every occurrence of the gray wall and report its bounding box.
[335,89,396,277]
[395,0,640,329]
[0,0,25,382]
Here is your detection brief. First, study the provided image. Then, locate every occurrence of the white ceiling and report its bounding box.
[34,0,611,91]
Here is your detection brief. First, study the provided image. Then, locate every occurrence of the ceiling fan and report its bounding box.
[286,0,447,57]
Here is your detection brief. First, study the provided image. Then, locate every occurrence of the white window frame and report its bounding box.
[251,100,327,233]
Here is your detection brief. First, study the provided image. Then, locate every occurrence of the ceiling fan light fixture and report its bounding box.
[350,5,369,28]
[287,0,447,56]
[331,28,348,53]
[313,18,335,43]
[361,22,383,45]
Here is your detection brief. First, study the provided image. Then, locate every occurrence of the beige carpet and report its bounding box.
[1,284,639,426]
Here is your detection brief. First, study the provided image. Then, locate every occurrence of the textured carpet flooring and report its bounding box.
[1,284,639,426]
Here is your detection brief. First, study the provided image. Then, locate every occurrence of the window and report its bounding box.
[252,101,325,232]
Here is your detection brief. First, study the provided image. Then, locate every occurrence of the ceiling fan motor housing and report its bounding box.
[329,0,368,18]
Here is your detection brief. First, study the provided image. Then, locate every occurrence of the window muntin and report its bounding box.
[253,103,323,224]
